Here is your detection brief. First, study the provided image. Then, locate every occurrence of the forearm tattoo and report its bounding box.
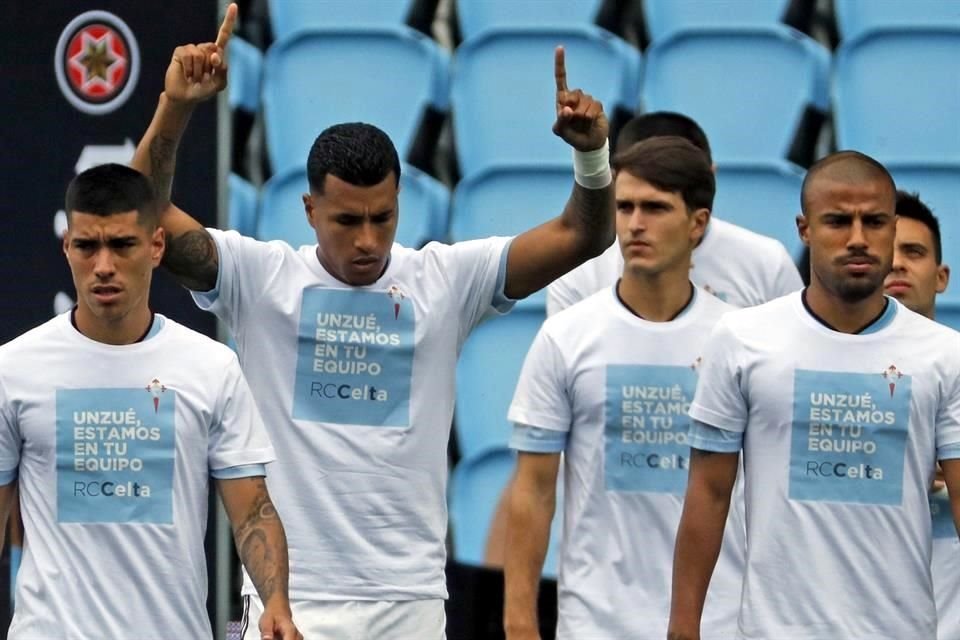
[148,133,178,202]
[570,182,615,244]
[233,479,288,605]
[164,229,219,291]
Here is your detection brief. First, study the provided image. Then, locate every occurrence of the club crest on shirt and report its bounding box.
[702,284,728,302]
[691,356,702,372]
[882,364,903,398]
[145,378,166,413]
[387,285,406,320]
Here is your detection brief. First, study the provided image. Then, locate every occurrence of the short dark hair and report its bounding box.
[306,122,401,194]
[896,190,942,264]
[800,150,895,216]
[65,163,158,228]
[615,111,712,164]
[612,136,715,212]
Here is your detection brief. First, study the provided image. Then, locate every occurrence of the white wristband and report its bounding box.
[573,140,612,189]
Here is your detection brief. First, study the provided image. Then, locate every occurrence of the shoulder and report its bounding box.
[710,217,792,260]
[159,318,240,366]
[0,316,65,363]
[717,292,798,334]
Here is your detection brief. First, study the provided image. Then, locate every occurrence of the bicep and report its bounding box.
[160,204,220,291]
[687,449,739,502]
[513,451,562,498]
[216,475,271,530]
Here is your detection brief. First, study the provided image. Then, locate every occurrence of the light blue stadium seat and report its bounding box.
[834,28,960,164]
[257,164,449,249]
[448,447,562,577]
[643,0,794,41]
[457,0,606,41]
[935,302,960,332]
[455,308,545,457]
[642,25,829,164]
[263,27,449,175]
[269,0,425,40]
[451,26,641,177]
[888,163,960,306]
[228,173,259,237]
[713,160,806,259]
[450,166,573,309]
[835,0,960,41]
[227,36,263,114]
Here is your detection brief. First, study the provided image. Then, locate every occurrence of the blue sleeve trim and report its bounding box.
[688,421,743,453]
[0,468,17,485]
[939,442,960,461]
[510,424,567,453]
[211,463,267,480]
[491,238,517,313]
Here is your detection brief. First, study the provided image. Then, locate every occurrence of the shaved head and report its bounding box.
[801,151,895,216]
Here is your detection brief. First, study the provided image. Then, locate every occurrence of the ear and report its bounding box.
[62,230,70,258]
[303,193,314,226]
[150,226,165,267]
[796,214,810,247]
[937,264,950,295]
[690,207,709,245]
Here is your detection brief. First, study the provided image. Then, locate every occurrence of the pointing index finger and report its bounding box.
[554,46,568,93]
[215,3,238,50]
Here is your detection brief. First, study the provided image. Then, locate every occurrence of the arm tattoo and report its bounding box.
[569,183,615,251]
[164,229,219,291]
[232,478,288,606]
[148,133,178,203]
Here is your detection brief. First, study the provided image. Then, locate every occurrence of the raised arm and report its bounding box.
[503,451,561,640]
[667,447,739,640]
[503,47,616,300]
[131,4,238,291]
[217,475,301,640]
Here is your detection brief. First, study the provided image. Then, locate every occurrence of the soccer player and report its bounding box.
[0,164,298,640]
[131,6,616,637]
[503,137,743,640]
[668,152,960,640]
[546,112,803,316]
[882,191,955,640]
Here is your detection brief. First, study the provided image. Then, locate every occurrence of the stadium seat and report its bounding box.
[834,0,960,41]
[451,26,641,177]
[456,0,606,41]
[269,0,434,41]
[263,27,449,175]
[455,308,545,458]
[642,25,830,164]
[450,166,574,309]
[228,173,259,237]
[257,164,449,249]
[888,163,960,306]
[643,0,797,41]
[713,160,806,259]
[227,36,263,114]
[448,447,562,577]
[834,28,960,163]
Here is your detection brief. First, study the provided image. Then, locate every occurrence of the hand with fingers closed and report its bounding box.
[552,46,609,152]
[164,2,238,104]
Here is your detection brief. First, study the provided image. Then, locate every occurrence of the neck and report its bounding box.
[73,305,154,345]
[618,264,693,322]
[805,279,887,333]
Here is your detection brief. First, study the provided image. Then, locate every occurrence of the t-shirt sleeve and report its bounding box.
[190,228,283,334]
[208,356,276,473]
[445,237,516,332]
[546,272,582,318]
[508,328,571,452]
[936,356,960,460]
[688,317,749,434]
[0,377,20,484]
[768,243,804,300]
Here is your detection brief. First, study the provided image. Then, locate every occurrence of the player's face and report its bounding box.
[306,173,399,286]
[799,177,896,303]
[64,211,164,327]
[615,171,707,277]
[884,217,949,318]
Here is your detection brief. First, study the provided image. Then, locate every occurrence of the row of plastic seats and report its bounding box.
[265,0,960,44]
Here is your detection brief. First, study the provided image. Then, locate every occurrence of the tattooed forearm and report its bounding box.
[148,133,179,203]
[232,480,288,606]
[567,182,615,254]
[164,229,219,291]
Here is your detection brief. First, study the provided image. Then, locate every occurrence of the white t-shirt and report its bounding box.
[547,217,803,315]
[931,487,960,640]
[194,229,513,601]
[689,293,960,640]
[509,285,744,640]
[0,313,274,640]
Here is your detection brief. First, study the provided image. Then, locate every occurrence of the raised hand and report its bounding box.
[552,46,609,152]
[164,3,237,104]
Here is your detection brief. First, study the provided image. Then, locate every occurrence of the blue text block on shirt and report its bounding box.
[605,365,696,494]
[789,369,911,505]
[56,388,175,524]
[293,287,415,427]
